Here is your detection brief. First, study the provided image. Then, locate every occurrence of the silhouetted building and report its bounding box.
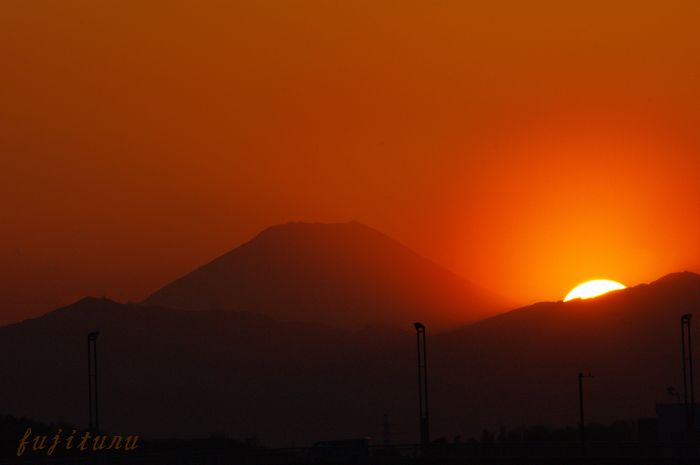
[637,417,658,445]
[306,438,370,464]
[657,403,700,441]
[656,403,700,457]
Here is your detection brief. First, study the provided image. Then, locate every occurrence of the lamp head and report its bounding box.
[413,322,425,331]
[682,313,692,322]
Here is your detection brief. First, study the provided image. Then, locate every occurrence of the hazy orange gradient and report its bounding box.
[3,1,700,323]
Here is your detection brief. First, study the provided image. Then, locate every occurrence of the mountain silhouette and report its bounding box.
[0,297,416,445]
[143,222,506,330]
[2,272,699,446]
[428,271,700,438]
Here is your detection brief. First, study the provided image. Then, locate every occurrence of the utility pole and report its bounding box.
[578,372,593,456]
[414,322,429,451]
[87,331,100,432]
[383,413,391,445]
[681,314,694,441]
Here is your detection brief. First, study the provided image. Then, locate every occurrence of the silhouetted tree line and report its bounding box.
[432,420,638,444]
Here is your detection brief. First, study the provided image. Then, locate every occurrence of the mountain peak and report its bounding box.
[650,270,700,286]
[251,221,393,247]
[72,296,117,306]
[258,220,369,234]
[44,296,123,320]
[143,222,506,330]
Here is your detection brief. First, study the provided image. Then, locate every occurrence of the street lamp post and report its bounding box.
[414,322,429,450]
[681,314,694,440]
[87,331,100,432]
[578,372,593,456]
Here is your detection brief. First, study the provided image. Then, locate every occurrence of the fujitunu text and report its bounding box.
[17,428,139,456]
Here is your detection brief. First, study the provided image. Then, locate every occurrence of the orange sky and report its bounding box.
[3,1,700,324]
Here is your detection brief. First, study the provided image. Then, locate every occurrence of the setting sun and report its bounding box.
[564,279,626,302]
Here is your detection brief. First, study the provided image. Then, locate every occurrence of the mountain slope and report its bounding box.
[0,297,415,445]
[3,272,699,446]
[143,222,506,330]
[428,271,700,436]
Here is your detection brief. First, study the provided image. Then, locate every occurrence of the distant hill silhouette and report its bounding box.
[429,271,700,438]
[143,222,506,330]
[0,297,416,445]
[2,272,699,446]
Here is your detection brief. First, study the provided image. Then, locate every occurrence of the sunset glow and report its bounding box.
[564,279,626,302]
[3,2,700,324]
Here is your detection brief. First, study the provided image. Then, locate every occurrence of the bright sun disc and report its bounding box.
[564,279,626,302]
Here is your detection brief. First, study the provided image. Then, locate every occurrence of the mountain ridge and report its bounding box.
[3,271,698,445]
